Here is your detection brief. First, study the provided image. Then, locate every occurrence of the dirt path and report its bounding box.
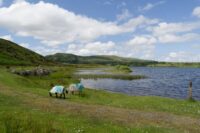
[1,85,200,133]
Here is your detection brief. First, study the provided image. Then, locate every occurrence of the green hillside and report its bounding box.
[46,53,157,66]
[0,39,48,65]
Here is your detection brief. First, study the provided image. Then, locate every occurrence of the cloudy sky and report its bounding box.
[0,0,200,62]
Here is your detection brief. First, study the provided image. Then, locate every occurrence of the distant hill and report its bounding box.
[0,38,49,65]
[45,53,158,66]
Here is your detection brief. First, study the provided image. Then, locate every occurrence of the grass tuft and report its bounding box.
[73,74,145,80]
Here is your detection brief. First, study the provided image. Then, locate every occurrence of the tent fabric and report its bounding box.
[76,83,84,91]
[50,86,64,94]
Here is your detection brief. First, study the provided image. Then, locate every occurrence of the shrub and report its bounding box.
[115,65,132,73]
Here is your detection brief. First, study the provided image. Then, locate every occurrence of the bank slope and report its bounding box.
[0,38,49,65]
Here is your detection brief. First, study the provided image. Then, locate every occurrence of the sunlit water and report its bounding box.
[80,67,200,100]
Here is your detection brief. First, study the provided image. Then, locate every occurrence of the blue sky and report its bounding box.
[0,0,200,62]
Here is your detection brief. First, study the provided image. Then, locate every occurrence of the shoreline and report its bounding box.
[85,87,199,101]
[0,66,200,132]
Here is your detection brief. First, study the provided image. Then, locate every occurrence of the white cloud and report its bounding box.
[0,1,157,46]
[140,3,154,12]
[116,9,132,21]
[0,0,3,6]
[192,6,200,18]
[127,36,157,46]
[139,1,165,12]
[65,37,157,59]
[13,0,26,3]
[164,51,200,62]
[158,33,200,43]
[0,1,120,46]
[19,43,30,48]
[147,22,200,43]
[0,35,13,41]
[148,22,200,36]
[0,1,199,62]
[122,15,159,31]
[66,35,158,59]
[126,36,156,59]
[67,41,117,56]
[32,46,61,55]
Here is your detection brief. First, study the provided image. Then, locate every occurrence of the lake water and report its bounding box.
[80,67,200,100]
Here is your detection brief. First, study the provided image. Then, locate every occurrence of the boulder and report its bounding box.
[12,67,52,76]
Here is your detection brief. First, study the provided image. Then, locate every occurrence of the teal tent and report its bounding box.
[50,86,64,94]
[75,83,84,91]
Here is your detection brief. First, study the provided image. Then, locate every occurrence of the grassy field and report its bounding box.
[0,66,200,133]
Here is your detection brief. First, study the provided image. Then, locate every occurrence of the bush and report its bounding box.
[115,65,132,73]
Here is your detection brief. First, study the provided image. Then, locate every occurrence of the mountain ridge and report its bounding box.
[45,53,157,66]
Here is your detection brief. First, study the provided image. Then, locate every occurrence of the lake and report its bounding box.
[80,67,200,100]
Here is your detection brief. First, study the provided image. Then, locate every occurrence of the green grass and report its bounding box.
[70,89,200,118]
[103,65,133,74]
[0,39,52,65]
[0,89,180,133]
[1,66,200,117]
[113,65,132,73]
[0,66,200,132]
[0,110,179,133]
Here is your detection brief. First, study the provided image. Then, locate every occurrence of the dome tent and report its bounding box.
[50,85,64,94]
[76,83,84,91]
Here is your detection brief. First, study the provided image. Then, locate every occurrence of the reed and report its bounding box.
[73,74,145,80]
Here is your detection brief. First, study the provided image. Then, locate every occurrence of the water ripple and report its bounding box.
[81,67,200,100]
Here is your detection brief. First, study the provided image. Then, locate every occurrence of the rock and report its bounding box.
[11,67,52,76]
